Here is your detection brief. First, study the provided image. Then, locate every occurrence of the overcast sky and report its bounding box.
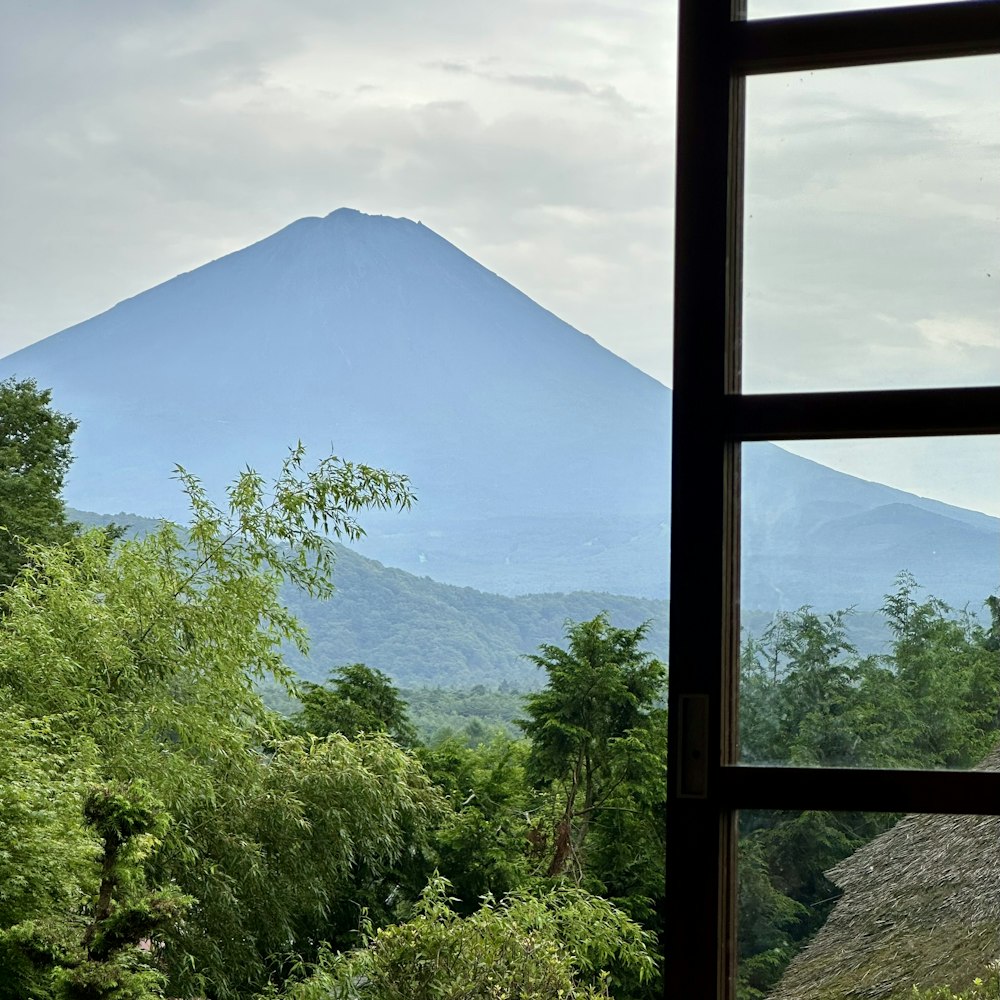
[2,1,998,514]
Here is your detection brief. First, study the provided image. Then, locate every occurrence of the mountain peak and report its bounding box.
[325,206,363,219]
[321,206,420,229]
[258,207,436,262]
[324,206,379,222]
[262,208,422,248]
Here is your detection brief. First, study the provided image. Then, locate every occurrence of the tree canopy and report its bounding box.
[0,444,433,998]
[293,662,418,746]
[0,423,659,1000]
[738,577,1000,998]
[0,376,78,588]
[11,384,999,999]
[519,614,666,882]
[271,876,656,1000]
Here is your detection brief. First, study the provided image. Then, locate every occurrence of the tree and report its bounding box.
[417,734,534,912]
[0,705,99,1000]
[0,377,78,589]
[739,606,900,997]
[736,578,1000,998]
[880,572,1000,768]
[157,733,441,994]
[0,444,434,999]
[293,663,418,746]
[518,614,666,885]
[740,607,861,767]
[53,783,191,1000]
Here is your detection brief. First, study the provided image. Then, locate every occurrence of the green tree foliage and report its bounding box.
[277,548,669,688]
[741,576,1000,774]
[159,732,441,994]
[70,509,670,691]
[738,576,1000,998]
[293,663,418,746]
[737,835,808,997]
[228,680,526,748]
[0,445,434,999]
[282,668,437,949]
[0,706,99,1000]
[402,684,525,745]
[880,573,1000,768]
[519,614,666,882]
[741,606,870,768]
[518,615,666,1000]
[0,774,190,1000]
[418,735,535,912]
[53,783,191,1000]
[912,972,1000,1000]
[17,393,1000,999]
[267,875,657,1000]
[0,377,78,589]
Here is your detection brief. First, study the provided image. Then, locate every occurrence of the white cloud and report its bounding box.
[917,316,1000,352]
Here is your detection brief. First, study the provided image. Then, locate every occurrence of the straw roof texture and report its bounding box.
[770,752,1000,1000]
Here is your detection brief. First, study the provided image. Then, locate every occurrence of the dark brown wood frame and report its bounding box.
[666,2,1000,995]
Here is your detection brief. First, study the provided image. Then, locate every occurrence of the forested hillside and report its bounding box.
[72,507,668,687]
[281,547,668,686]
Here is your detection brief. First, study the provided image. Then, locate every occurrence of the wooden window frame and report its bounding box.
[665,2,1000,996]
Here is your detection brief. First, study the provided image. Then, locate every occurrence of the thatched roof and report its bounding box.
[771,751,1000,1000]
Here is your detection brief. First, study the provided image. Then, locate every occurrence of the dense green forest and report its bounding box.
[4,376,1000,999]
[74,508,925,692]
[257,679,527,745]
[738,585,1000,997]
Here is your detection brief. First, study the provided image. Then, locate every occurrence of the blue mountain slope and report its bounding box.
[3,209,668,522]
[2,209,997,611]
[742,446,999,611]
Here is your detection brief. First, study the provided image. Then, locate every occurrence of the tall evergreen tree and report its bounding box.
[518,614,666,882]
[0,377,78,588]
[294,663,418,746]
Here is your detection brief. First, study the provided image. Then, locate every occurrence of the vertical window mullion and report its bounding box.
[667,2,743,996]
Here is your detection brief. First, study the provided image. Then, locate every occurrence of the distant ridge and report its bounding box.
[69,507,668,688]
[4,210,998,611]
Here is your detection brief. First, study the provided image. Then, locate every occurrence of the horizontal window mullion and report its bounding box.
[718,764,1000,814]
[732,0,1000,75]
[721,385,1000,440]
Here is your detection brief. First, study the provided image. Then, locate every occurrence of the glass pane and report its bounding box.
[739,805,1000,999]
[743,55,1000,392]
[740,437,1000,768]
[749,0,973,18]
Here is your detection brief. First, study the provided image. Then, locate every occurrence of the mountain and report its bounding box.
[741,445,999,613]
[68,508,940,690]
[3,209,998,612]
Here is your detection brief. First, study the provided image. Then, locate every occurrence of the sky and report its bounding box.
[1,1,998,514]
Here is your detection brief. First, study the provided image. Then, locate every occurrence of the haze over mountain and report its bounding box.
[2,209,997,612]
